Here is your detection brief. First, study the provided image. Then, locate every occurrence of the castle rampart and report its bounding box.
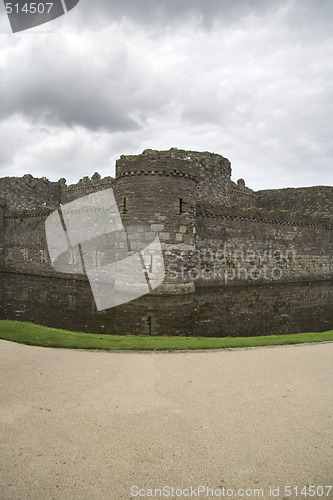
[0,148,332,293]
[257,186,333,218]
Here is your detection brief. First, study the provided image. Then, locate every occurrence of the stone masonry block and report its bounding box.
[151,224,164,232]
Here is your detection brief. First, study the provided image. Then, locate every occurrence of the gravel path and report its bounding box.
[1,340,332,499]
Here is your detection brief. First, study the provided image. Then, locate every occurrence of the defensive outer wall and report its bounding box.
[0,148,332,294]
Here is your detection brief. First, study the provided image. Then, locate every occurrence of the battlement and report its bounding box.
[60,173,115,204]
[116,148,234,205]
[116,148,230,179]
[117,148,198,178]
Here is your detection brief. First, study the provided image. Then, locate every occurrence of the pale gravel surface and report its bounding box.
[0,340,332,500]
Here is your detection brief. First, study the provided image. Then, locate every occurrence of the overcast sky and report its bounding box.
[0,0,332,189]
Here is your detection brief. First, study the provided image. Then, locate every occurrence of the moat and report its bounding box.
[1,273,332,337]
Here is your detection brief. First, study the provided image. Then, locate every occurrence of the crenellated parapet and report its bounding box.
[60,174,115,204]
[116,148,232,203]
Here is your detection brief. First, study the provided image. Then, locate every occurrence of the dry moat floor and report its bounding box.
[0,341,332,499]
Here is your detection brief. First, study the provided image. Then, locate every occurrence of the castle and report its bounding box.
[0,148,332,294]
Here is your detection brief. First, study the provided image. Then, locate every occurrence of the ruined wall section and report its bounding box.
[229,179,258,208]
[169,149,258,209]
[257,186,333,218]
[192,151,232,204]
[0,175,61,276]
[0,175,61,211]
[0,172,117,279]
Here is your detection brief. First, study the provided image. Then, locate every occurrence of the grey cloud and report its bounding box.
[0,33,168,132]
[0,0,332,190]
[80,0,280,27]
[11,88,139,132]
[0,146,12,166]
[78,0,333,34]
[0,52,140,132]
[284,0,333,36]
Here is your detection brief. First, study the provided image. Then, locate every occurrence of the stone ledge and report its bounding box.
[117,170,198,183]
[151,282,195,295]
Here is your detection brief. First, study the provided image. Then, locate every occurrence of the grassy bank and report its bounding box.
[0,320,333,351]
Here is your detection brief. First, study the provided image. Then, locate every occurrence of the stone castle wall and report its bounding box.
[0,175,61,211]
[3,213,55,277]
[0,148,332,293]
[2,273,332,337]
[195,208,333,287]
[257,186,333,217]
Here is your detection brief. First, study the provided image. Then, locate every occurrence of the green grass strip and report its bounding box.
[0,320,333,351]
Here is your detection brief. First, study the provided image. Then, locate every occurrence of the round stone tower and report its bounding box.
[115,149,198,294]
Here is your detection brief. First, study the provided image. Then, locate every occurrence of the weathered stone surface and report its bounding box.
[151,224,165,232]
[0,148,332,291]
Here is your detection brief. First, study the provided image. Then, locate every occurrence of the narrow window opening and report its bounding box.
[123,197,128,214]
[179,198,183,215]
[149,255,153,273]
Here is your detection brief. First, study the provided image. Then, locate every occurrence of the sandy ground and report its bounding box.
[0,340,332,500]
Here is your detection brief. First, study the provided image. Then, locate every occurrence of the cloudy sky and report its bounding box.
[0,0,332,189]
